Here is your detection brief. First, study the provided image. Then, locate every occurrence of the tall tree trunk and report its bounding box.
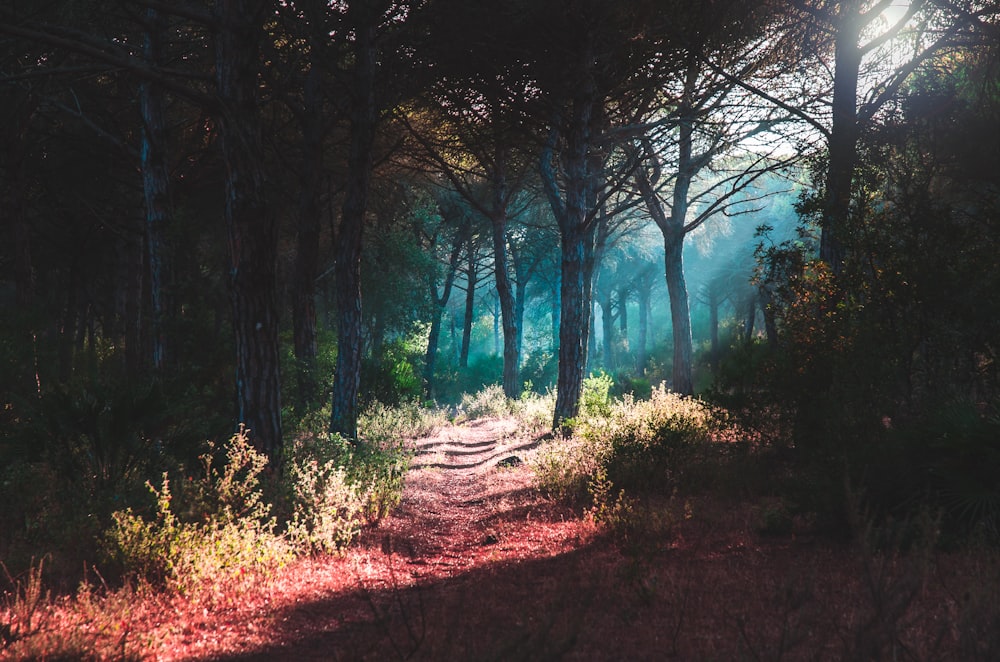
[542,73,602,429]
[216,0,282,459]
[664,228,693,395]
[330,15,377,441]
[553,225,590,428]
[822,3,863,276]
[139,6,171,372]
[292,62,323,407]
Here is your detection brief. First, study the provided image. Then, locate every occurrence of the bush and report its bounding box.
[282,435,365,554]
[580,371,614,419]
[104,429,291,594]
[578,384,719,495]
[359,399,447,443]
[459,384,514,420]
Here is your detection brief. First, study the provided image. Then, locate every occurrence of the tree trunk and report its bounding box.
[664,229,694,395]
[491,212,520,398]
[331,15,377,442]
[618,285,629,352]
[743,294,756,344]
[708,286,719,374]
[553,225,589,428]
[600,287,614,371]
[424,307,445,399]
[460,240,476,369]
[493,296,500,357]
[216,0,282,459]
[637,281,649,375]
[139,6,171,372]
[822,4,863,276]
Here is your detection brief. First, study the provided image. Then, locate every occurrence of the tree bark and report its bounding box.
[216,0,283,459]
[822,2,863,276]
[663,228,694,395]
[139,6,171,372]
[553,224,590,428]
[330,13,377,442]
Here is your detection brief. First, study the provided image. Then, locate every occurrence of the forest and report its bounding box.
[1,0,999,659]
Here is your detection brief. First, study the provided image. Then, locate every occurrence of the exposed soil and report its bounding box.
[24,418,988,660]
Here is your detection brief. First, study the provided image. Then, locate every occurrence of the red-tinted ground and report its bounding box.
[12,418,994,660]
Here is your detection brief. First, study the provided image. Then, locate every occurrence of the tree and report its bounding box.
[214,0,283,458]
[526,0,671,428]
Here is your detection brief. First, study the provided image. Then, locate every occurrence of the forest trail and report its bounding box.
[150,417,603,661]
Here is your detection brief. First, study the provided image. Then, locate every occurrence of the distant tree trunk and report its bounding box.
[636,81,696,396]
[637,282,650,375]
[708,285,720,374]
[512,260,527,384]
[743,294,756,344]
[600,287,614,371]
[139,6,171,372]
[424,307,445,398]
[491,209,520,397]
[460,239,477,369]
[216,0,283,459]
[292,62,323,407]
[760,284,778,349]
[331,14,377,442]
[618,285,629,352]
[492,295,500,357]
[423,230,463,399]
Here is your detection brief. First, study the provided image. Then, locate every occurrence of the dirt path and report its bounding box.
[147,418,603,661]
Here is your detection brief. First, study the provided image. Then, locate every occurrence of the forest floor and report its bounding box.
[20,417,995,660]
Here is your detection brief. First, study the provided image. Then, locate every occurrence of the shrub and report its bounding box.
[104,429,291,594]
[282,435,365,554]
[459,384,514,420]
[532,436,599,503]
[580,371,614,419]
[514,388,557,432]
[359,399,447,443]
[578,384,719,495]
